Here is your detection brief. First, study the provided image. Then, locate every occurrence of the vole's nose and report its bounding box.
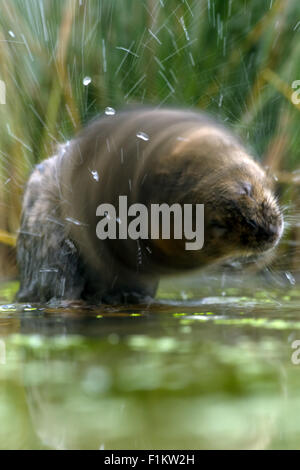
[257,224,277,242]
[250,217,283,247]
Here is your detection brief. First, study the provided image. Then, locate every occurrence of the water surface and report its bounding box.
[0,275,299,449]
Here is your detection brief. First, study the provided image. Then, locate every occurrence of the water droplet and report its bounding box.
[181,291,188,300]
[65,239,77,252]
[83,76,92,86]
[136,131,149,141]
[39,268,59,273]
[59,144,67,155]
[65,217,87,226]
[90,170,99,181]
[105,107,116,116]
[285,272,296,285]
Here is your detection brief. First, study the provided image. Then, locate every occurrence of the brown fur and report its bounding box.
[16,107,284,303]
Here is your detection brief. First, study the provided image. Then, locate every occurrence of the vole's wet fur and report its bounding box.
[17,107,284,304]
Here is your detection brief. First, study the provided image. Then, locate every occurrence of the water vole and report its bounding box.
[16,107,284,303]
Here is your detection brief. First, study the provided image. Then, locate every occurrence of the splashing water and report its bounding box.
[104,107,116,116]
[90,170,99,181]
[83,77,92,86]
[136,131,149,141]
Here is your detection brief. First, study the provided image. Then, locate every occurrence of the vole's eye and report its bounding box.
[210,220,227,237]
[238,181,252,197]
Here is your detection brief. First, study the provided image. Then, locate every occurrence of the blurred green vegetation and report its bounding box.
[0,0,299,275]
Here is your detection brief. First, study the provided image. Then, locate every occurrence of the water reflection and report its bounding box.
[0,275,299,449]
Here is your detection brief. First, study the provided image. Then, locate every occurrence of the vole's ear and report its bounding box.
[208,220,227,238]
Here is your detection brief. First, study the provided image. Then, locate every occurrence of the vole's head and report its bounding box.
[144,151,283,272]
[201,157,284,265]
[138,123,284,271]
